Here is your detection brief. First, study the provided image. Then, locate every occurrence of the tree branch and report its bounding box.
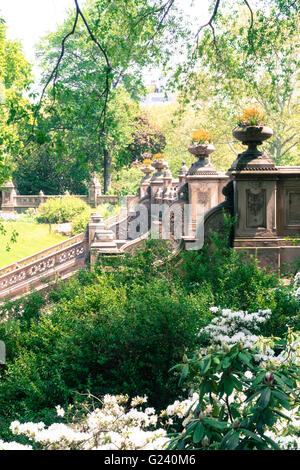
[35,0,112,134]
[195,0,221,44]
[281,141,298,158]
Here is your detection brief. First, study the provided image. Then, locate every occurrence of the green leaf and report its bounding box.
[241,429,264,443]
[225,432,240,450]
[201,356,211,376]
[263,435,281,450]
[193,423,205,443]
[238,351,251,365]
[224,376,234,395]
[231,375,243,391]
[221,356,232,369]
[257,387,271,409]
[272,390,291,410]
[204,418,229,430]
[245,389,262,403]
[179,364,189,386]
[251,371,266,388]
[169,363,183,372]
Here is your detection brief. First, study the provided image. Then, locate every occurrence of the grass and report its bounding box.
[0,220,68,268]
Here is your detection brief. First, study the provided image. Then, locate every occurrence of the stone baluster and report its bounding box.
[139,163,155,199]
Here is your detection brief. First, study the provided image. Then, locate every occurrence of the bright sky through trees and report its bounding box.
[0,0,210,67]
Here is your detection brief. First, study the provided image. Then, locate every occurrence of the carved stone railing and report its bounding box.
[0,234,89,300]
[2,194,89,212]
[96,195,119,205]
[0,233,87,277]
[121,232,149,253]
[96,194,137,206]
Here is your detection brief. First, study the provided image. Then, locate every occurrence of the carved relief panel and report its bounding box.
[287,191,300,225]
[246,187,266,229]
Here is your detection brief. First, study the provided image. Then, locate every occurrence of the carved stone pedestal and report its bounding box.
[89,213,119,264]
[230,127,300,272]
[186,144,228,235]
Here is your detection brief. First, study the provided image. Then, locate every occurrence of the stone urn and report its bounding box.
[151,159,169,181]
[90,213,103,224]
[231,125,274,171]
[152,158,168,171]
[141,164,155,177]
[187,142,217,175]
[233,125,273,146]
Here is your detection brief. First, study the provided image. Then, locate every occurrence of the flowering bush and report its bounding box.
[293,272,300,301]
[191,129,211,144]
[0,241,298,446]
[5,395,169,451]
[168,328,300,450]
[199,307,273,353]
[2,328,298,451]
[237,105,265,127]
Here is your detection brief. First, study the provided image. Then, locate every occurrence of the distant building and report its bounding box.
[141,81,175,106]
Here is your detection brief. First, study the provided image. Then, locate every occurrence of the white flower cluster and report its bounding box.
[265,406,300,449]
[7,395,168,451]
[164,393,199,419]
[293,272,300,300]
[294,272,300,288]
[0,440,32,450]
[200,307,272,349]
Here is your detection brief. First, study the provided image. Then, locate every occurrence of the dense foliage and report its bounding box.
[0,238,298,443]
[0,19,32,186]
[169,329,299,450]
[36,195,89,224]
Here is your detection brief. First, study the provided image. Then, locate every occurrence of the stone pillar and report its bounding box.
[186,143,229,234]
[89,213,119,264]
[163,168,174,204]
[88,173,102,208]
[150,158,168,203]
[178,161,189,186]
[1,181,18,212]
[39,190,45,206]
[139,163,155,199]
[230,126,276,266]
[88,213,102,245]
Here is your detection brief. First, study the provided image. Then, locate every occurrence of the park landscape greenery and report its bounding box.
[0,0,299,451]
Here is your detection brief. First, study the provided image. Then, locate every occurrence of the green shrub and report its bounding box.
[169,330,300,450]
[95,203,120,220]
[71,208,92,235]
[0,239,298,441]
[71,203,120,236]
[37,196,89,224]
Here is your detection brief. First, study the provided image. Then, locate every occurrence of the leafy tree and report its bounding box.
[0,18,32,186]
[0,17,32,250]
[175,2,299,165]
[123,112,166,164]
[31,0,185,192]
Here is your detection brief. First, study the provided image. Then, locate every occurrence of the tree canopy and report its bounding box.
[0,18,32,186]
[0,0,299,195]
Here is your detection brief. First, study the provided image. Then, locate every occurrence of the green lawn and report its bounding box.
[0,221,68,268]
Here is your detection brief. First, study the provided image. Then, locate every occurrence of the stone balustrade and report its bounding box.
[0,174,128,213]
[0,233,88,301]
[1,131,299,302]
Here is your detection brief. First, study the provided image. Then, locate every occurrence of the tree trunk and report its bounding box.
[103,147,112,194]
